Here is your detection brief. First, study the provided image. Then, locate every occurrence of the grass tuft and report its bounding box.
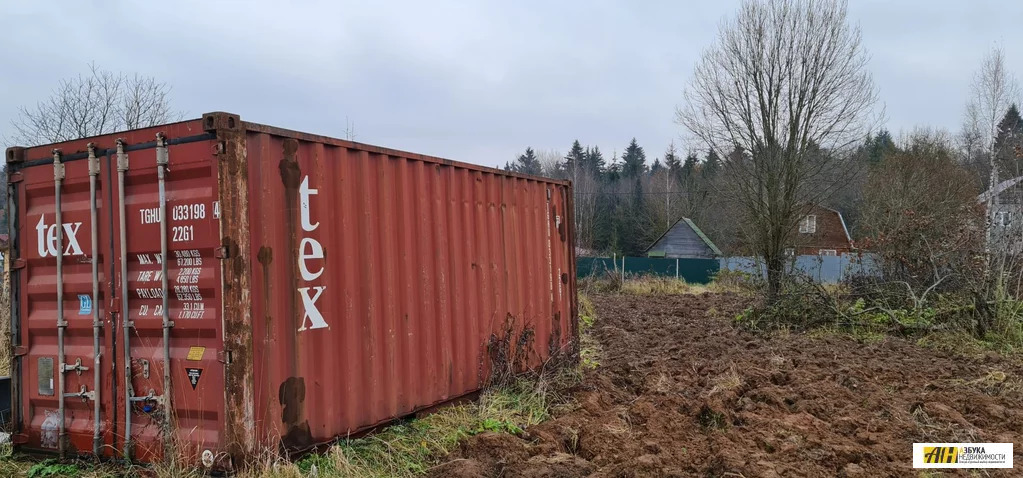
[307,370,571,477]
[579,293,601,369]
[582,275,745,297]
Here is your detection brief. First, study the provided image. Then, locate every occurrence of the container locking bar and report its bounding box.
[62,357,90,375]
[64,385,96,402]
[116,139,134,459]
[156,133,174,460]
[53,150,68,458]
[87,143,103,455]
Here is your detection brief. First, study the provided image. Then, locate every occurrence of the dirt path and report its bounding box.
[431,293,1023,477]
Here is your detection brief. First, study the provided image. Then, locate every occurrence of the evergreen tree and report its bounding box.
[564,140,586,178]
[995,104,1023,152]
[583,146,606,176]
[507,147,542,175]
[997,104,1023,138]
[995,104,1023,178]
[604,150,621,182]
[664,142,682,175]
[703,149,721,179]
[650,158,663,173]
[620,138,647,178]
[867,129,896,164]
[619,175,652,255]
[682,153,699,181]
[592,192,615,252]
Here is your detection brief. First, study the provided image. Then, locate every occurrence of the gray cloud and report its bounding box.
[1,0,1021,167]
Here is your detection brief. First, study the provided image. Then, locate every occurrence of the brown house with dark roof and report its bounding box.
[786,205,854,256]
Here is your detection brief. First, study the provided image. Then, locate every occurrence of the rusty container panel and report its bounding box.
[240,121,576,454]
[10,144,118,455]
[7,121,229,464]
[7,113,577,467]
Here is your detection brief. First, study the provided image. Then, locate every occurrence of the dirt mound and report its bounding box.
[430,292,1023,477]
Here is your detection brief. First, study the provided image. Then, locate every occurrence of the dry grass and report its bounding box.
[0,368,575,477]
[620,277,709,295]
[299,369,573,478]
[707,365,744,397]
[582,273,748,297]
[619,276,744,296]
[579,293,601,369]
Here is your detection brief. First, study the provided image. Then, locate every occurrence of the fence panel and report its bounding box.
[576,256,719,284]
[719,253,881,283]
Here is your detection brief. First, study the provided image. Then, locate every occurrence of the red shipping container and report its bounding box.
[5,112,577,468]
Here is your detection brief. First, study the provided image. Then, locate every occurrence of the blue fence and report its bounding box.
[576,254,879,285]
[719,253,880,284]
[577,256,720,284]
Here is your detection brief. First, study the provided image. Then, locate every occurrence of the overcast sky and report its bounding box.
[2,1,1021,168]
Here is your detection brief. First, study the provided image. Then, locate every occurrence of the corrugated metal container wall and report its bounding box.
[6,112,577,468]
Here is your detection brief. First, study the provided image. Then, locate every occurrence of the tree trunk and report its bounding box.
[766,253,784,301]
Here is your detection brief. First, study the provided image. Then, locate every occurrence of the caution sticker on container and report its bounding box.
[186,368,203,390]
[186,346,206,361]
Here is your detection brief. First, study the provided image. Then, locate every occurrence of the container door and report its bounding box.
[111,137,226,465]
[549,184,575,354]
[12,148,117,457]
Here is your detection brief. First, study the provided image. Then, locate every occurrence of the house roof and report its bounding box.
[815,204,853,245]
[644,217,722,256]
[977,175,1023,205]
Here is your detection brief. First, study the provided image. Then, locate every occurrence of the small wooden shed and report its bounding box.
[645,218,721,259]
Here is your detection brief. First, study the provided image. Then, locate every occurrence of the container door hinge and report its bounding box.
[8,171,23,184]
[214,246,230,259]
[11,258,26,270]
[217,350,232,364]
[13,346,28,357]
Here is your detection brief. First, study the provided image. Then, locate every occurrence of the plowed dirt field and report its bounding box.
[431,293,1023,477]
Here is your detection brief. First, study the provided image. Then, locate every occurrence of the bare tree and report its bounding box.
[343,116,357,141]
[10,63,180,146]
[536,149,565,179]
[964,47,1020,251]
[573,169,602,252]
[676,0,880,297]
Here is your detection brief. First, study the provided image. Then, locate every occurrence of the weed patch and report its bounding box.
[582,275,742,297]
[579,292,601,369]
[292,369,575,478]
[27,460,81,478]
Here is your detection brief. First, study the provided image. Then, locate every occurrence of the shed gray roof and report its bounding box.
[644,218,722,258]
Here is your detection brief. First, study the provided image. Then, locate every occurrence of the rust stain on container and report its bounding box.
[6,112,577,467]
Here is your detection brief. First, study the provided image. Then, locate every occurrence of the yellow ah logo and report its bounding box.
[923,447,959,464]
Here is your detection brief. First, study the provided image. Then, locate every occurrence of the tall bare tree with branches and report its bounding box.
[10,63,180,146]
[963,47,1020,253]
[676,0,880,297]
